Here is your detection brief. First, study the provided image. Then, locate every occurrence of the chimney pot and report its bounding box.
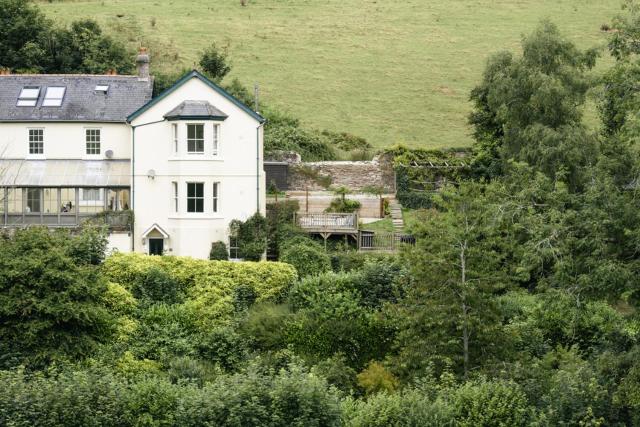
[106,68,117,75]
[136,47,150,81]
[0,68,11,75]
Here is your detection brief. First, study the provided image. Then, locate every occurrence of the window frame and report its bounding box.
[172,181,179,212]
[172,123,179,154]
[212,181,220,213]
[28,128,44,155]
[212,124,220,156]
[85,128,101,156]
[41,86,66,107]
[186,123,205,154]
[25,188,42,214]
[17,86,40,107]
[186,182,204,213]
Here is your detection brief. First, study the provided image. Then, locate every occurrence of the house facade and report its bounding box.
[0,51,265,259]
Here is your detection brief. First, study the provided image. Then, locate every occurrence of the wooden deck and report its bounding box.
[295,212,358,234]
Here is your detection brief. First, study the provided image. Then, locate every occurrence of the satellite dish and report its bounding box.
[105,149,114,158]
[147,169,156,179]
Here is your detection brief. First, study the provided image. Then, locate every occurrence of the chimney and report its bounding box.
[0,68,11,75]
[136,47,150,81]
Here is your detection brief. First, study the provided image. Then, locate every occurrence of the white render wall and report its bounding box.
[0,122,131,159]
[107,232,132,254]
[131,76,265,259]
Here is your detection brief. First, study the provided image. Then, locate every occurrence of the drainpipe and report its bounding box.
[256,124,262,214]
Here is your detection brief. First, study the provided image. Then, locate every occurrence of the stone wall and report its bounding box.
[287,153,395,192]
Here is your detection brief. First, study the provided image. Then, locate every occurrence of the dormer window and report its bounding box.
[95,85,109,93]
[17,87,40,106]
[42,87,66,107]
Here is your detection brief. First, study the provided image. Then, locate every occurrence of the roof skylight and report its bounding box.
[17,87,40,107]
[42,86,66,107]
[95,85,109,93]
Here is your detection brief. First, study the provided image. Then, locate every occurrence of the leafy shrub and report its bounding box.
[197,326,249,371]
[280,240,332,278]
[321,130,372,151]
[209,241,229,260]
[312,353,358,395]
[287,290,386,367]
[230,213,268,261]
[342,389,453,426]
[129,303,200,360]
[0,227,112,367]
[265,124,336,161]
[240,303,292,351]
[0,363,341,427]
[449,379,532,426]
[357,361,400,395]
[132,266,183,305]
[103,253,297,308]
[326,197,362,213]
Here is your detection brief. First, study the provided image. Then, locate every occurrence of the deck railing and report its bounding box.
[359,232,416,252]
[295,212,358,232]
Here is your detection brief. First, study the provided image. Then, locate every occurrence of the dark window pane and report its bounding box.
[196,199,203,212]
[195,183,203,197]
[188,198,196,212]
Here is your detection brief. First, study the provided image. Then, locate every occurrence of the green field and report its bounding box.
[40,0,621,149]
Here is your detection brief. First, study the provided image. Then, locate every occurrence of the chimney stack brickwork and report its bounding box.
[136,47,150,81]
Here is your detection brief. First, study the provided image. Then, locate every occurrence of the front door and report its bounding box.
[149,238,164,256]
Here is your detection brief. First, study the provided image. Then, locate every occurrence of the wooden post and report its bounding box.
[305,187,309,213]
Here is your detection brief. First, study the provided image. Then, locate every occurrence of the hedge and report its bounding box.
[102,253,297,328]
[103,253,297,302]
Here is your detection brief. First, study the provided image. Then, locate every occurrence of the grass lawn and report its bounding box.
[360,218,394,233]
[40,0,620,149]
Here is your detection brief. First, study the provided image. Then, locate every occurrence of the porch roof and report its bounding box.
[0,159,130,187]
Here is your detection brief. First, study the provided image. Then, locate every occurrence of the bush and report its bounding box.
[103,253,297,307]
[325,197,362,213]
[0,227,112,367]
[342,389,453,426]
[209,241,229,260]
[280,240,332,278]
[265,124,336,161]
[132,266,183,305]
[357,361,400,395]
[240,303,292,351]
[230,213,268,261]
[0,364,342,427]
[449,379,532,427]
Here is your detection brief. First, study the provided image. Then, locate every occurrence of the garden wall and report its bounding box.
[286,153,395,192]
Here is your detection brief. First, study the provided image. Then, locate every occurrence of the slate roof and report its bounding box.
[164,100,228,121]
[0,75,153,122]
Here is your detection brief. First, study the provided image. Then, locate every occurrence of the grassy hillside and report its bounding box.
[40,0,620,149]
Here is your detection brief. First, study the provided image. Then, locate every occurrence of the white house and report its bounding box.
[0,50,266,259]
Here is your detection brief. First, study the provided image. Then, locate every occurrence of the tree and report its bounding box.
[0,0,51,71]
[0,1,133,74]
[0,228,113,367]
[392,183,511,379]
[469,20,598,188]
[199,42,231,83]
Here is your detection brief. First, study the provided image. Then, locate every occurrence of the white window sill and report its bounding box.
[168,215,224,220]
[26,155,46,160]
[169,157,224,162]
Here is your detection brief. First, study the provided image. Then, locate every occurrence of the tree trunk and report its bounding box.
[460,239,469,379]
